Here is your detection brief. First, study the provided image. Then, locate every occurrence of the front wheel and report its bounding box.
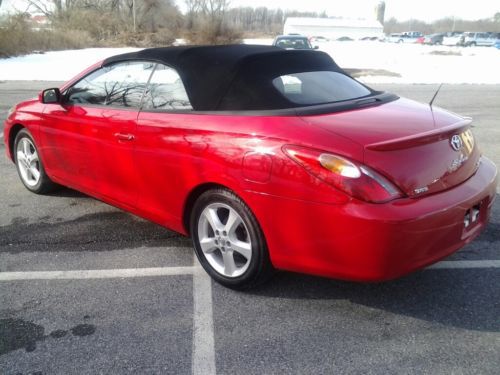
[14,128,58,194]
[190,188,274,290]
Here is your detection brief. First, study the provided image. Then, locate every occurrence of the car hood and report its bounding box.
[300,98,480,197]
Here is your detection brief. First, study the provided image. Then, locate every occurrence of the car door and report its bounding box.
[39,98,96,192]
[40,61,154,206]
[134,64,194,226]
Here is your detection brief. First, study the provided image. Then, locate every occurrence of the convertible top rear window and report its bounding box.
[272,71,371,105]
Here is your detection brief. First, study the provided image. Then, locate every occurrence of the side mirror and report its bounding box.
[41,88,62,104]
[314,45,319,49]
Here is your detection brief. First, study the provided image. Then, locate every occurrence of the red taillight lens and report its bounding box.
[283,145,404,203]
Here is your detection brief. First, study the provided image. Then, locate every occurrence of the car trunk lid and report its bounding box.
[300,97,480,197]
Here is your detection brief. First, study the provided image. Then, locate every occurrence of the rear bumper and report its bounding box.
[247,157,498,281]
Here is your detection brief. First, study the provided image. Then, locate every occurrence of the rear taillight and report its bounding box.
[283,145,404,203]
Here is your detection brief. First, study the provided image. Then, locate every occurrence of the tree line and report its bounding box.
[1,0,500,58]
[383,14,500,35]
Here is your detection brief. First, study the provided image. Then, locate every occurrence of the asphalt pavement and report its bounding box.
[1,82,499,374]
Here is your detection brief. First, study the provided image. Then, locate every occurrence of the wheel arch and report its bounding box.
[185,182,275,288]
[182,182,233,235]
[182,182,260,236]
[8,123,26,161]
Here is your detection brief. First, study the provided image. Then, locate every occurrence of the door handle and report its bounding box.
[114,133,135,141]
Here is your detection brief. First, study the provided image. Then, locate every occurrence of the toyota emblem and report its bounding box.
[450,135,462,151]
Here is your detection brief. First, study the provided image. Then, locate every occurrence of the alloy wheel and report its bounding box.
[197,202,252,277]
[16,137,41,187]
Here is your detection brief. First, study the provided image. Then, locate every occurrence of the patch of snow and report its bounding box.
[0,48,141,81]
[0,41,499,84]
[315,41,500,84]
[243,38,274,45]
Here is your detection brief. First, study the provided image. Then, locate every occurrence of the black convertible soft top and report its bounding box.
[103,44,373,111]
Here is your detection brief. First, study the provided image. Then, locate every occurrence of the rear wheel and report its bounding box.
[190,188,274,290]
[14,129,57,194]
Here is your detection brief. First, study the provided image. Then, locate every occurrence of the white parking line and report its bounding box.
[192,253,216,375]
[428,260,500,269]
[0,266,196,281]
[0,260,498,282]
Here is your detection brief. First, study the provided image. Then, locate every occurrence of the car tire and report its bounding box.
[190,188,274,290]
[14,128,58,194]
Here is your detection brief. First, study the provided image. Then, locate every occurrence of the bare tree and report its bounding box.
[184,0,243,44]
[201,0,229,20]
[26,0,83,16]
[26,0,53,16]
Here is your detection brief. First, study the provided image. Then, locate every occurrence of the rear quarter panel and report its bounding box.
[134,112,363,233]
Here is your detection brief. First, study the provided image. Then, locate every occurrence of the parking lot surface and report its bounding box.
[1,82,499,374]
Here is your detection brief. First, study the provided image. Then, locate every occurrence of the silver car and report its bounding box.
[462,32,498,47]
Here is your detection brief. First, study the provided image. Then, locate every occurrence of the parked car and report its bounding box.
[387,33,404,43]
[462,32,498,46]
[487,32,500,47]
[273,35,317,50]
[336,36,354,41]
[423,33,444,45]
[4,45,498,289]
[310,36,328,42]
[403,31,423,38]
[387,31,423,43]
[442,32,464,46]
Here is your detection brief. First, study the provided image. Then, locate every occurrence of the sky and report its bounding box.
[1,0,499,21]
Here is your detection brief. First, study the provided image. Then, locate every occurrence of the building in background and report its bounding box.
[0,0,49,25]
[283,17,384,40]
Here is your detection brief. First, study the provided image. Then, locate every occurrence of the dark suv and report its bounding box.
[272,35,318,50]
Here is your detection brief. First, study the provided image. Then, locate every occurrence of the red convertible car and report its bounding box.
[4,45,498,289]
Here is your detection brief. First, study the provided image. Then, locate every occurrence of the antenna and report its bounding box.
[429,83,443,108]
